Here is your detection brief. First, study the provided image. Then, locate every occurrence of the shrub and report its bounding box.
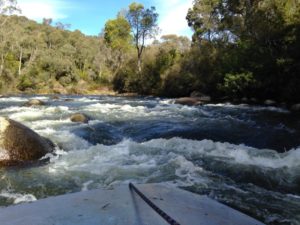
[221,72,256,97]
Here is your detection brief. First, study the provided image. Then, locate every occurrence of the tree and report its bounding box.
[186,0,300,102]
[104,15,132,76]
[42,18,52,26]
[186,0,221,42]
[0,0,19,15]
[0,0,20,27]
[126,2,159,72]
[160,35,191,54]
[104,15,131,52]
[55,22,71,30]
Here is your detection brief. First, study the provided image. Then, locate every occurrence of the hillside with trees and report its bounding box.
[0,14,117,94]
[0,0,300,104]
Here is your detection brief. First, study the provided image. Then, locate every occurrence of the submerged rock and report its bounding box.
[70,113,90,123]
[64,98,74,102]
[24,99,45,107]
[72,122,122,145]
[0,117,54,166]
[175,97,202,106]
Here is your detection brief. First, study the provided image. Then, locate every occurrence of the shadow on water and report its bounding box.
[72,122,123,145]
[72,115,300,152]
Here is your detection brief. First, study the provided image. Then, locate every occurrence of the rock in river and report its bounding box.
[70,113,90,123]
[175,97,202,106]
[0,117,54,166]
[24,99,45,107]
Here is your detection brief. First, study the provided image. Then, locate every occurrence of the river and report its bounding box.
[0,95,299,225]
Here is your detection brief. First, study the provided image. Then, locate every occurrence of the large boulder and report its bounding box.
[70,113,90,123]
[0,117,54,166]
[24,99,45,107]
[175,97,202,106]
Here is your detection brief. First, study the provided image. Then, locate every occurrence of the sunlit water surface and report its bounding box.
[0,95,300,225]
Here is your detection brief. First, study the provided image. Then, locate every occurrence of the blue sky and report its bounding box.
[17,0,193,38]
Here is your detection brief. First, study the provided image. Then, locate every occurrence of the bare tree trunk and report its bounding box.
[22,48,38,75]
[0,17,9,27]
[137,46,143,73]
[18,47,23,76]
[136,32,145,73]
[28,48,38,65]
[112,51,123,77]
[0,54,4,77]
[137,56,142,73]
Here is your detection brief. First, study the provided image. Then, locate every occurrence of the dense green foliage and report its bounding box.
[0,0,299,103]
[110,0,300,103]
[0,15,117,94]
[185,0,300,102]
[104,15,132,77]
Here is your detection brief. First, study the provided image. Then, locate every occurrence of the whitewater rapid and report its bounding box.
[0,95,299,225]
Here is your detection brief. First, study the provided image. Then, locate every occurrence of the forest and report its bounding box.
[0,0,299,104]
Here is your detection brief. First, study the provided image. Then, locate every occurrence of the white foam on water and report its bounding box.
[50,140,131,175]
[85,103,152,120]
[81,180,94,191]
[0,191,37,204]
[85,103,118,112]
[51,130,91,151]
[76,97,100,103]
[206,103,290,113]
[0,106,26,113]
[159,99,174,105]
[145,138,300,169]
[6,106,70,122]
[49,137,300,182]
[9,109,44,121]
[84,102,212,121]
[28,119,71,131]
[171,155,204,186]
[121,104,146,113]
[0,97,26,102]
[29,96,49,101]
[286,194,300,199]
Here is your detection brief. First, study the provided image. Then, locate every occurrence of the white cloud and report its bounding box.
[155,0,193,38]
[17,0,68,21]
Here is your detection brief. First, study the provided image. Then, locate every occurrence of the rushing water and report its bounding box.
[0,95,300,225]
